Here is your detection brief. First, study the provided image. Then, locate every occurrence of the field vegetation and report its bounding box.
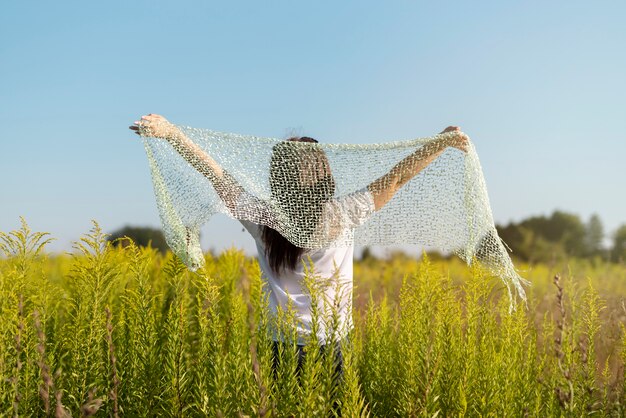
[2,219,626,417]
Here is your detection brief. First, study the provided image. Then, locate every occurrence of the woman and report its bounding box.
[130,114,468,373]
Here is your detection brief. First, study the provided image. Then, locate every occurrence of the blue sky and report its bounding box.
[1,0,625,255]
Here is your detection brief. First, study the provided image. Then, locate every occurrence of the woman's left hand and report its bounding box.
[439,126,469,152]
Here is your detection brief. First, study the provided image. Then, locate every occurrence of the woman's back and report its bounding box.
[236,187,375,345]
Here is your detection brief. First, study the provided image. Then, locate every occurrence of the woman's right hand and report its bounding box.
[129,114,176,139]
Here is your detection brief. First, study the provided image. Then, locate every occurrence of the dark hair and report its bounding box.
[261,137,335,273]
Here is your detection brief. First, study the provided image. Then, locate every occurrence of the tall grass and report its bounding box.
[1,220,626,416]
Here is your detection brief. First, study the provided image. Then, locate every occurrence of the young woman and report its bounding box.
[130,114,468,373]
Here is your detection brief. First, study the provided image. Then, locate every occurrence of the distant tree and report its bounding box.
[497,223,528,261]
[107,226,168,253]
[542,211,586,257]
[360,246,376,262]
[611,224,626,263]
[499,223,566,264]
[584,214,605,258]
[497,210,586,262]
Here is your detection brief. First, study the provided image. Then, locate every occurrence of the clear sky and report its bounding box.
[1,0,625,255]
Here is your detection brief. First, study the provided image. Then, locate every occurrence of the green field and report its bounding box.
[2,220,626,417]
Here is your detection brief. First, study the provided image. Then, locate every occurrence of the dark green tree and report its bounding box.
[107,225,168,253]
[584,214,605,258]
[611,224,626,263]
[497,222,567,263]
[497,210,586,262]
[539,211,586,257]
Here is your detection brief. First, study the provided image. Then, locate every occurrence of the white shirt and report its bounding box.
[236,188,375,344]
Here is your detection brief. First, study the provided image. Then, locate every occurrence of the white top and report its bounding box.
[236,188,375,344]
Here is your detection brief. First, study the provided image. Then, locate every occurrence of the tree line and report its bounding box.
[497,211,626,263]
[108,211,626,264]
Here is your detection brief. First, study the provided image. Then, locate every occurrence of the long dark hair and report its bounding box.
[261,136,335,273]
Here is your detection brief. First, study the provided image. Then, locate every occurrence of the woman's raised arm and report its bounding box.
[367,126,469,211]
[130,114,244,210]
